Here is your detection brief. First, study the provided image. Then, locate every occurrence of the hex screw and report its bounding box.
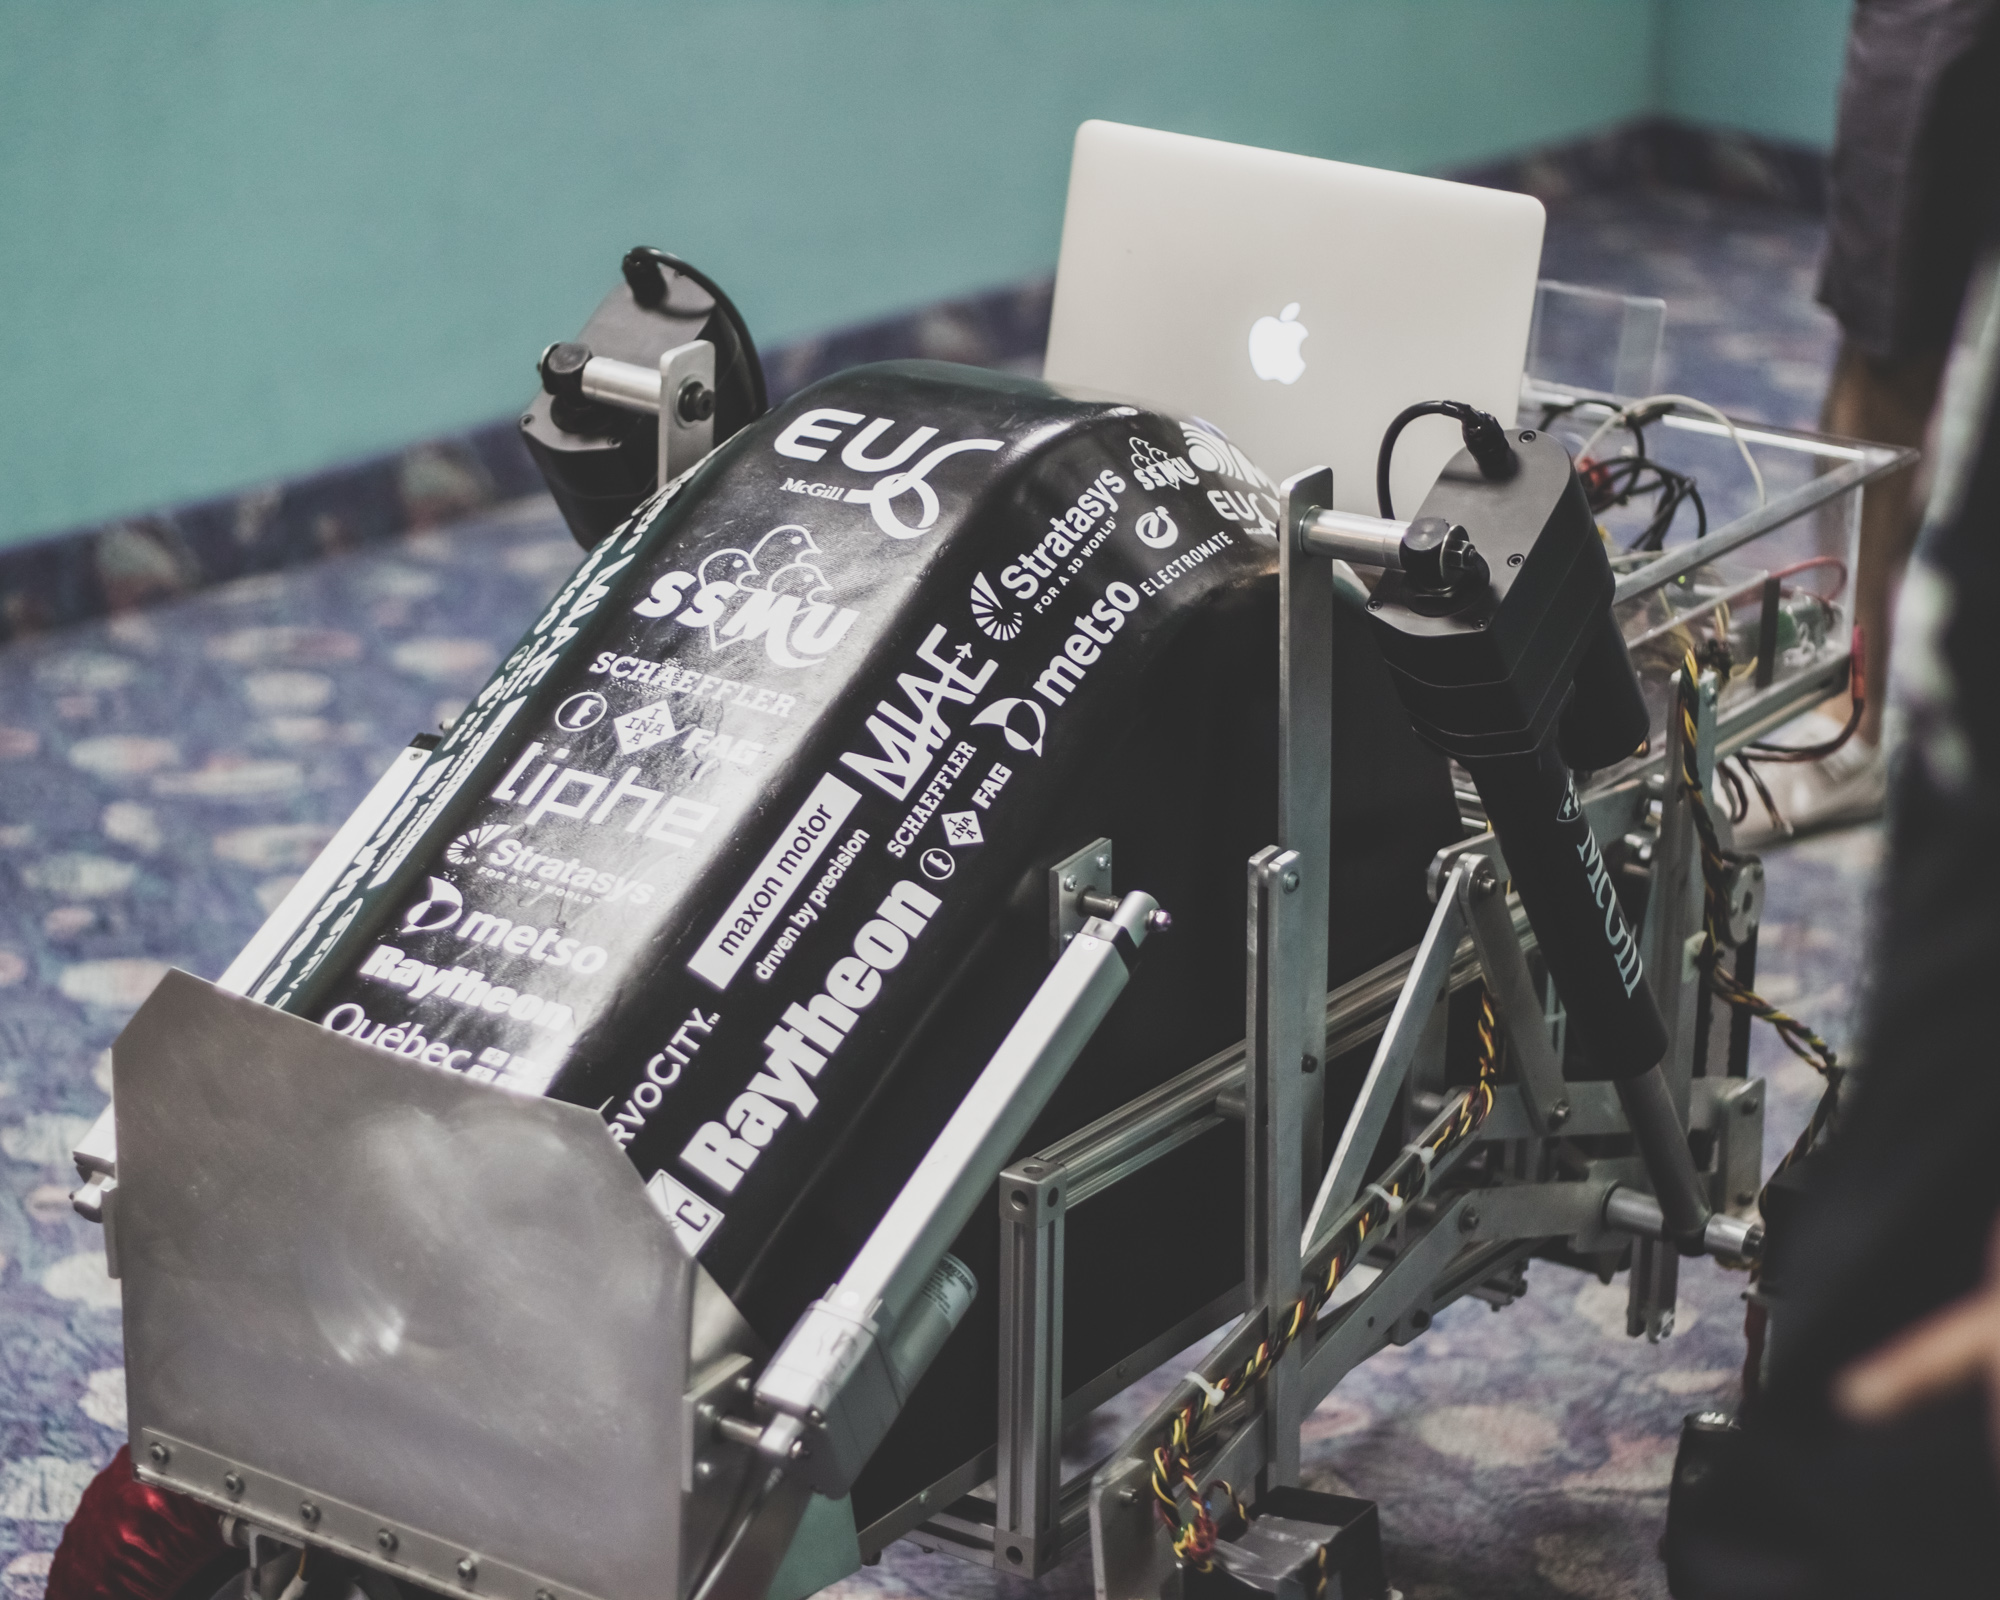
[1459,1206,1481,1234]
[675,378,715,424]
[1095,854,1109,869]
[1740,1096,1760,1117]
[1367,599,1382,610]
[1062,874,1077,891]
[1519,430,1537,442]
[1507,552,1525,567]
[377,1530,399,1554]
[1546,1098,1572,1129]
[299,1501,320,1526]
[223,1473,244,1497]
[1281,868,1300,892]
[1301,1053,1319,1075]
[147,1442,171,1467]
[1468,861,1499,899]
[457,1557,479,1584]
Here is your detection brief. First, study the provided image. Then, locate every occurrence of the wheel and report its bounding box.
[47,1446,232,1600]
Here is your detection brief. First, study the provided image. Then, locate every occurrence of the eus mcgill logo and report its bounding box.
[773,407,1002,539]
[630,524,856,669]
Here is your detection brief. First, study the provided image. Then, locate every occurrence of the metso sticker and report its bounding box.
[687,773,863,990]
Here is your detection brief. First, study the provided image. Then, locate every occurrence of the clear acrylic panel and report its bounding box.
[1527,280,1667,402]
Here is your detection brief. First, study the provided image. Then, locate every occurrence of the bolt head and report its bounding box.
[1062,874,1077,891]
[1095,854,1109,869]
[1547,1098,1572,1129]
[1280,868,1300,892]
[1459,1206,1480,1233]
[224,1473,244,1497]
[1300,1053,1319,1075]
[1507,551,1525,567]
[147,1442,170,1466]
[377,1530,399,1554]
[299,1501,320,1525]
[1740,1097,1760,1117]
[675,377,715,424]
[457,1557,479,1584]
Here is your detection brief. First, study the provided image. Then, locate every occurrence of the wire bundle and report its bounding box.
[1151,991,1503,1565]
[1675,653,1843,1210]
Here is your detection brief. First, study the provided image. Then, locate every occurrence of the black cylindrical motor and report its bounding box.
[1365,427,1665,1080]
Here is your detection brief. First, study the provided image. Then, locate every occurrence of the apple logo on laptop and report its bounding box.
[1248,303,1308,384]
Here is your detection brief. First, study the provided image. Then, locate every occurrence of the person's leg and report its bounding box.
[1819,337,1946,746]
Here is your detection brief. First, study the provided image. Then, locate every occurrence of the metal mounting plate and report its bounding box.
[1048,838,1112,961]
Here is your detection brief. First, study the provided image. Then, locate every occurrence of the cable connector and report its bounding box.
[1376,400,1518,518]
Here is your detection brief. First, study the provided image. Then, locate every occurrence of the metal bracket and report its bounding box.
[993,1157,1070,1575]
[1049,838,1115,960]
[659,340,717,485]
[1306,855,1478,1253]
[1455,863,1570,1135]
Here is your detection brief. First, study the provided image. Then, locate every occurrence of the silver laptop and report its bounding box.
[1044,121,1546,517]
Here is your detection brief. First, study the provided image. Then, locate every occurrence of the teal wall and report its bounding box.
[1660,0,1850,146]
[1,1,1846,551]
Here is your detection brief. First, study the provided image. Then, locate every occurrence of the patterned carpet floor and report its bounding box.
[0,190,1874,1600]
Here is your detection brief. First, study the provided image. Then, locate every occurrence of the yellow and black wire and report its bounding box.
[1152,990,1503,1567]
[1674,651,1842,1215]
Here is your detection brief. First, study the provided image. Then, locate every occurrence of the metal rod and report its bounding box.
[752,892,1162,1495]
[1604,1185,1761,1261]
[578,354,664,413]
[1303,857,1474,1255]
[1614,1065,1713,1251]
[1298,507,1407,569]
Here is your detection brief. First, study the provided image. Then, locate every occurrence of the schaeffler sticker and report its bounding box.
[584,654,799,719]
[687,774,866,990]
[628,525,857,669]
[772,408,1003,538]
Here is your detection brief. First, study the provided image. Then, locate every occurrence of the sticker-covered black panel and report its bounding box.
[257,360,1280,1288]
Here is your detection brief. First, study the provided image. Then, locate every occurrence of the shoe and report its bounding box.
[1730,712,1886,849]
